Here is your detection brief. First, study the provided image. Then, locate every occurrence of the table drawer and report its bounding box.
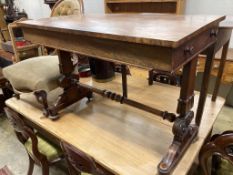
[172,27,218,71]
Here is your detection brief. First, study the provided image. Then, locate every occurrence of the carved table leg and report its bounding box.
[212,39,230,101]
[158,56,198,175]
[199,131,233,175]
[39,50,92,119]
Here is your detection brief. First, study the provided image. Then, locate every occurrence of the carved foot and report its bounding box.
[47,84,92,120]
[158,111,198,175]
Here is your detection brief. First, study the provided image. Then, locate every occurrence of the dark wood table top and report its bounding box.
[18,14,225,48]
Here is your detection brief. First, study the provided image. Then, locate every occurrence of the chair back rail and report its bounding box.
[61,141,115,175]
[199,131,233,175]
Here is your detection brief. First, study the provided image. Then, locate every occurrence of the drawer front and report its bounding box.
[172,27,219,72]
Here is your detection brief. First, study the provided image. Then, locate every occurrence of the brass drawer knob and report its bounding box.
[184,46,194,55]
[210,29,218,38]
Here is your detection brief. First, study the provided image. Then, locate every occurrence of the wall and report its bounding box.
[185,0,233,48]
[185,0,233,16]
[17,0,233,47]
[15,0,51,19]
[83,0,104,14]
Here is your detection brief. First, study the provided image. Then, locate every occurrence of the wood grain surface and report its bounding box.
[18,14,225,47]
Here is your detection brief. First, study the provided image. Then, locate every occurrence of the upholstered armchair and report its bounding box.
[51,0,84,16]
[2,0,84,119]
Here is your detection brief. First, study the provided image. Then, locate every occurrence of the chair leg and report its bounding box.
[211,155,221,175]
[27,156,34,175]
[200,152,211,175]
[41,161,49,175]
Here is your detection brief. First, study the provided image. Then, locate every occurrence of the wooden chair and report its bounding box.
[61,141,115,175]
[199,131,233,175]
[4,107,63,175]
[51,0,84,16]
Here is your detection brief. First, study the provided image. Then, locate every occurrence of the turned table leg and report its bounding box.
[158,56,198,175]
[212,40,230,101]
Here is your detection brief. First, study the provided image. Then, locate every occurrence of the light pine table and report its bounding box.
[6,70,225,175]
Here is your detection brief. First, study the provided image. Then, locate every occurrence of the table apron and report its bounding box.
[22,27,172,71]
[22,26,218,73]
[172,26,219,72]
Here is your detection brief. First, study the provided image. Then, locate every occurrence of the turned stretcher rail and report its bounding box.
[77,82,177,122]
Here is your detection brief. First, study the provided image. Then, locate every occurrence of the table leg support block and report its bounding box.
[35,85,92,120]
[158,111,198,175]
[49,85,92,119]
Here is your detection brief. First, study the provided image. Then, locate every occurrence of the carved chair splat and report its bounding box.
[199,131,233,175]
[61,141,115,175]
[4,107,63,175]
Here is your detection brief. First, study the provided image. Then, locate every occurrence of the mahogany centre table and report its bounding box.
[17,14,225,174]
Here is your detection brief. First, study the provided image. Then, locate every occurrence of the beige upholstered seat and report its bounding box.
[3,56,59,93]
